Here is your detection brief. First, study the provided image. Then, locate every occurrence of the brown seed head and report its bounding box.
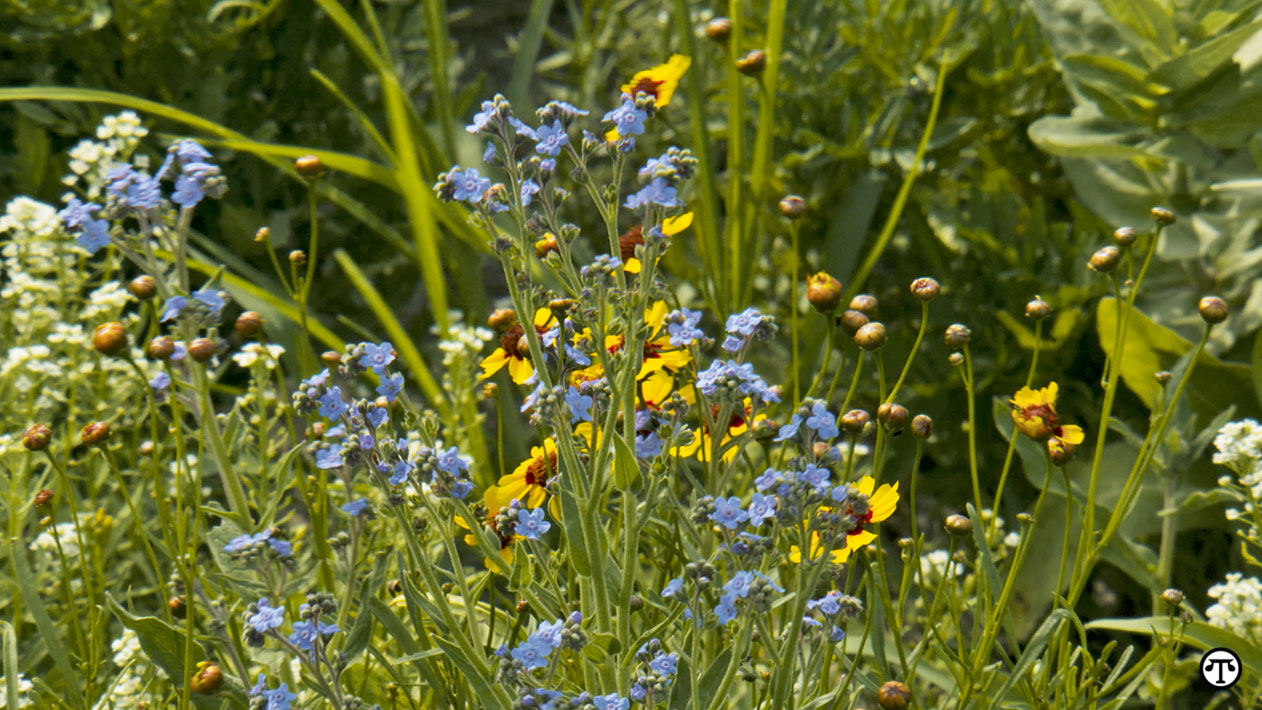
[876,680,911,710]
[188,337,217,362]
[1198,296,1228,324]
[1089,246,1121,273]
[147,336,176,360]
[854,322,887,351]
[549,299,575,316]
[910,414,933,440]
[705,17,732,42]
[806,272,843,313]
[1112,226,1137,247]
[1025,297,1052,321]
[22,424,52,451]
[944,323,971,350]
[877,403,909,432]
[736,50,766,76]
[234,311,264,337]
[294,155,326,180]
[128,275,157,300]
[849,294,878,315]
[910,277,940,301]
[34,488,53,508]
[778,195,806,218]
[80,421,110,446]
[93,322,129,356]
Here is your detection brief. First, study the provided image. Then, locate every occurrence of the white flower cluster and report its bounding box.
[436,313,494,369]
[919,549,964,583]
[1212,418,1262,543]
[1206,573,1262,645]
[1213,418,1262,469]
[232,342,286,369]
[91,628,158,710]
[0,675,34,708]
[64,111,149,199]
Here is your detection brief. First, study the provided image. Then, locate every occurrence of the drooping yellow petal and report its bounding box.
[644,301,670,331]
[662,212,693,235]
[641,369,674,406]
[1057,425,1085,446]
[479,349,510,379]
[854,475,876,498]
[844,530,878,554]
[868,482,900,523]
[507,356,535,385]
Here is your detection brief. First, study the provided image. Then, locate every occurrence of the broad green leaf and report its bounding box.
[1098,0,1176,58]
[1085,617,1262,672]
[669,648,732,710]
[341,553,389,662]
[1253,326,1262,408]
[557,492,590,576]
[612,434,642,491]
[1028,113,1151,159]
[1148,20,1262,91]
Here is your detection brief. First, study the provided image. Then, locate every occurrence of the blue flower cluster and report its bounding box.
[156,139,227,208]
[776,399,840,442]
[695,359,779,405]
[804,590,863,643]
[625,146,696,210]
[224,529,293,558]
[160,287,227,325]
[248,674,296,710]
[721,307,777,354]
[57,198,110,255]
[665,307,704,347]
[505,612,584,671]
[630,638,679,701]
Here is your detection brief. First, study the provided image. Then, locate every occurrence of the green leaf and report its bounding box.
[341,553,389,662]
[8,538,82,707]
[1028,113,1152,159]
[582,632,621,663]
[991,610,1071,703]
[2,621,18,710]
[1085,617,1262,671]
[1098,0,1176,57]
[1252,326,1262,408]
[1148,20,1262,91]
[612,434,642,492]
[557,492,590,576]
[669,649,732,710]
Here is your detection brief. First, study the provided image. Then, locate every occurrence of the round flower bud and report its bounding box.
[910,414,932,440]
[295,155,326,180]
[778,195,806,218]
[1161,588,1184,607]
[549,298,575,316]
[705,17,732,42]
[839,310,869,336]
[138,441,154,456]
[877,403,909,432]
[736,50,766,76]
[128,275,157,300]
[321,350,342,365]
[947,352,964,367]
[22,424,52,451]
[188,337,217,362]
[1025,297,1052,321]
[943,323,971,350]
[1047,437,1075,465]
[1112,226,1137,247]
[629,594,644,611]
[482,383,499,399]
[33,489,53,508]
[516,335,531,357]
[488,308,518,331]
[254,226,271,243]
[147,336,175,360]
[1150,206,1175,226]
[234,311,264,337]
[806,272,843,313]
[840,410,870,434]
[190,661,222,694]
[944,514,972,537]
[169,595,187,618]
[1198,296,1228,324]
[289,249,307,266]
[854,322,887,351]
[1154,370,1173,384]
[849,294,878,315]
[534,234,559,258]
[515,599,530,613]
[80,421,110,446]
[1016,512,1034,524]
[93,322,129,357]
[1089,246,1121,273]
[910,277,940,301]
[876,680,911,710]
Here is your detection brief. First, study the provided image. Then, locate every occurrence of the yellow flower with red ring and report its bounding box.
[672,398,765,463]
[454,489,521,574]
[788,476,899,564]
[570,301,693,406]
[1009,381,1084,446]
[622,54,691,108]
[485,439,559,511]
[480,307,556,385]
[621,212,694,274]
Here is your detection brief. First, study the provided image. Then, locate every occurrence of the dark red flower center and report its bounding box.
[628,78,665,102]
[524,451,558,488]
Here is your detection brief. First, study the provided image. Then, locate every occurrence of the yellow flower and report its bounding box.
[480,307,556,385]
[672,398,765,462]
[570,301,693,406]
[485,439,559,511]
[788,476,899,564]
[622,54,691,108]
[455,489,519,574]
[1009,381,1084,446]
[621,213,694,274]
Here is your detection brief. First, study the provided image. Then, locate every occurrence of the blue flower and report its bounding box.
[467,100,497,134]
[754,468,780,491]
[511,637,552,669]
[483,142,497,163]
[509,116,537,139]
[807,592,841,616]
[532,618,565,649]
[753,570,784,592]
[636,431,663,459]
[105,166,162,211]
[624,178,679,209]
[341,498,371,517]
[516,507,551,539]
[533,121,569,156]
[541,157,556,172]
[376,373,404,401]
[649,651,678,677]
[602,95,647,136]
[224,530,271,552]
[149,372,170,396]
[805,402,839,439]
[802,616,822,629]
[318,386,350,420]
[710,496,750,530]
[801,463,830,490]
[565,386,593,423]
[365,407,387,429]
[159,296,188,323]
[521,178,541,206]
[58,197,110,254]
[725,308,763,337]
[156,139,213,181]
[248,598,285,632]
[289,620,334,655]
[172,162,224,208]
[434,446,470,476]
[747,493,777,526]
[630,684,646,701]
[449,167,490,202]
[666,308,703,347]
[662,577,683,600]
[720,335,745,353]
[390,460,413,486]
[262,683,297,710]
[192,288,227,320]
[315,446,343,470]
[593,693,630,710]
[359,342,395,373]
[715,593,739,625]
[776,414,802,442]
[831,626,846,643]
[249,674,267,696]
[268,539,293,556]
[724,571,754,599]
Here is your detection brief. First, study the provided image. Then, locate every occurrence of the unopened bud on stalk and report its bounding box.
[128,275,157,299]
[295,155,326,180]
[1154,371,1173,384]
[877,403,908,431]
[1025,297,1052,321]
[80,421,110,446]
[147,336,176,360]
[548,299,574,315]
[254,226,271,243]
[189,661,222,694]
[1089,246,1121,273]
[516,335,531,357]
[1198,296,1228,324]
[910,414,933,440]
[534,234,559,258]
[1150,206,1175,226]
[138,441,154,456]
[1047,437,1075,465]
[839,310,869,336]
[22,424,52,451]
[169,595,187,618]
[948,352,964,367]
[188,338,217,362]
[488,309,518,331]
[778,195,806,218]
[943,323,971,350]
[515,599,530,613]
[1112,226,1137,247]
[321,351,341,365]
[234,311,263,337]
[1161,588,1184,607]
[736,50,766,76]
[876,680,911,710]
[806,272,843,313]
[854,322,886,351]
[910,277,940,301]
[482,383,499,399]
[705,17,732,42]
[1016,512,1034,524]
[840,410,870,434]
[944,514,972,536]
[850,294,877,315]
[289,250,307,266]
[93,322,129,356]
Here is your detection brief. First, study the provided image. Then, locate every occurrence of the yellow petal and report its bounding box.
[507,357,535,385]
[854,475,876,497]
[662,212,693,235]
[624,257,643,274]
[869,482,900,523]
[479,349,509,379]
[1058,425,1085,445]
[845,530,877,554]
[640,369,674,407]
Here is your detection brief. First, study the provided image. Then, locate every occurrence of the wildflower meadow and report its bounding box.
[4,1,1262,708]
